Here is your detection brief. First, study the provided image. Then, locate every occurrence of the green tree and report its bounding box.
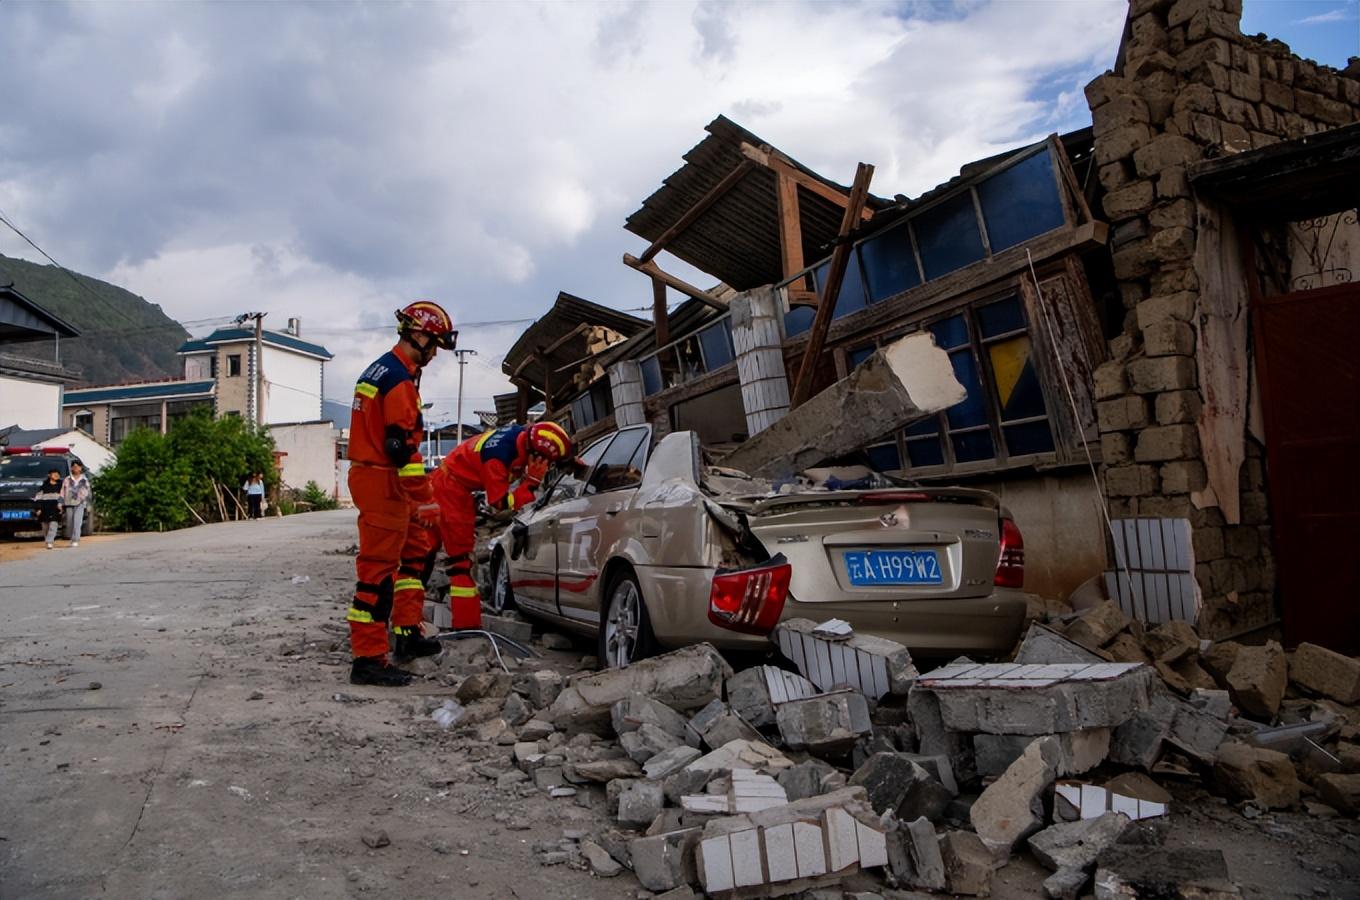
[92,429,193,531]
[301,480,339,511]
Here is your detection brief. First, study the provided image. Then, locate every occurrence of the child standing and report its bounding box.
[34,469,63,549]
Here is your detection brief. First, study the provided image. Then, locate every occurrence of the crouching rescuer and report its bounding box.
[432,421,575,630]
[346,301,457,687]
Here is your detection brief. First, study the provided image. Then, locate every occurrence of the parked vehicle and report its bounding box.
[0,446,90,539]
[487,426,1026,667]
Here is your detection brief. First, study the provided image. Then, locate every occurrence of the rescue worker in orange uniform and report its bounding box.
[346,301,457,687]
[431,421,575,629]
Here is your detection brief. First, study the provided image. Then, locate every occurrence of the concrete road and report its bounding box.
[0,511,633,900]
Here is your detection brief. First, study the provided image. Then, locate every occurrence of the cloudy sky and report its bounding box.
[1,0,1355,423]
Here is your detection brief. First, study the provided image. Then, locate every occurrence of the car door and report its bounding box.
[552,425,651,628]
[508,433,613,616]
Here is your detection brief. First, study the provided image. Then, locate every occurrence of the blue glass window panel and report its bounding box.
[785,304,814,337]
[906,415,940,438]
[847,345,875,370]
[640,356,662,396]
[951,430,995,462]
[866,442,902,472]
[915,192,985,280]
[698,321,734,370]
[859,226,920,302]
[906,437,945,468]
[928,314,968,351]
[977,150,1065,252]
[944,350,988,429]
[1004,420,1055,456]
[977,295,1026,339]
[813,257,868,319]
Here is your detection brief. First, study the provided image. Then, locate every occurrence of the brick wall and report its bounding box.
[1087,0,1360,636]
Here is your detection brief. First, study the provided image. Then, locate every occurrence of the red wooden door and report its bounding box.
[1256,282,1360,654]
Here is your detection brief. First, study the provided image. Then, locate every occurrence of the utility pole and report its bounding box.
[235,311,267,426]
[453,348,477,444]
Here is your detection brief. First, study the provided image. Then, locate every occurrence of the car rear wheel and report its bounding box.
[490,553,517,614]
[599,570,656,669]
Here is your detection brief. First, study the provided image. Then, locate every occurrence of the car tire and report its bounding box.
[490,552,517,614]
[598,568,657,669]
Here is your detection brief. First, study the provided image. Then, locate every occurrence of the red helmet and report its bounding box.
[395,301,457,350]
[526,421,572,462]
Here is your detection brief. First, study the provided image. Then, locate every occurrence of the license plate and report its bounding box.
[1,509,34,520]
[844,549,942,586]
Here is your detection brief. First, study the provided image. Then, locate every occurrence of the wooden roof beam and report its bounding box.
[740,142,874,221]
[622,254,729,311]
[638,159,756,264]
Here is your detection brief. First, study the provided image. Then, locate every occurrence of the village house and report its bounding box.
[499,0,1360,655]
[0,284,81,430]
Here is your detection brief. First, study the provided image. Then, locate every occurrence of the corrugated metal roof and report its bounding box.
[625,116,890,291]
[64,379,216,404]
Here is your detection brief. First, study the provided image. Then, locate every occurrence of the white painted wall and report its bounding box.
[262,346,324,424]
[30,429,117,473]
[0,375,61,429]
[269,421,339,495]
[183,354,212,380]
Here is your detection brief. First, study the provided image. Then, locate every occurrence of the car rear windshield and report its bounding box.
[0,457,67,478]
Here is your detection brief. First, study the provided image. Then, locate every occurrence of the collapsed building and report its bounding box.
[497,0,1360,657]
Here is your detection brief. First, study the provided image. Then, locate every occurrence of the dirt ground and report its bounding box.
[1,510,1357,899]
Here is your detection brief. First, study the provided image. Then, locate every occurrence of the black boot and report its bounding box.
[350,656,414,687]
[392,627,442,660]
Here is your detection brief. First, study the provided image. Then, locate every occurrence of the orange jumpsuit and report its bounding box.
[431,426,539,629]
[346,344,437,661]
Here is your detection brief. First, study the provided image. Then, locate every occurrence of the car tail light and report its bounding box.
[858,491,930,504]
[708,555,792,635]
[994,516,1025,589]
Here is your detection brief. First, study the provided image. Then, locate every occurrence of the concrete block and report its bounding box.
[622,723,685,765]
[612,693,695,745]
[571,757,642,782]
[1212,741,1300,809]
[726,665,818,727]
[1225,640,1286,719]
[908,686,976,785]
[774,618,919,700]
[1093,847,1240,898]
[687,699,762,750]
[848,752,951,821]
[630,828,701,892]
[939,830,994,896]
[975,729,1110,778]
[1111,685,1225,768]
[970,737,1060,857]
[481,612,533,645]
[887,815,946,891]
[776,690,872,754]
[644,745,703,781]
[1064,600,1130,648]
[511,670,562,710]
[1315,773,1360,815]
[549,642,732,735]
[618,780,666,827]
[775,758,842,801]
[1028,811,1131,873]
[687,738,794,775]
[1044,867,1090,900]
[722,332,965,480]
[1015,624,1109,665]
[1289,642,1360,704]
[900,753,958,794]
[1189,688,1231,720]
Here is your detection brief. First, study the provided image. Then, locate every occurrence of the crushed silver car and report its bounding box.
[488,425,1026,667]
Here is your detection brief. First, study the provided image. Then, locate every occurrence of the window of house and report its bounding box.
[73,411,94,434]
[976,149,1066,252]
[640,356,663,396]
[210,356,220,379]
[697,319,735,371]
[860,223,921,303]
[784,303,815,338]
[110,410,161,446]
[813,254,869,318]
[569,380,616,430]
[587,427,649,494]
[227,354,242,377]
[914,191,986,280]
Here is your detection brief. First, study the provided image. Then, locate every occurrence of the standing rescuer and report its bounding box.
[432,421,575,630]
[346,301,457,687]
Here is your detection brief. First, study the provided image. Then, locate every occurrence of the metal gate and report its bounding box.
[1255,282,1360,653]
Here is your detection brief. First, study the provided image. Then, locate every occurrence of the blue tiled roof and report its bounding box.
[176,328,332,360]
[64,379,216,405]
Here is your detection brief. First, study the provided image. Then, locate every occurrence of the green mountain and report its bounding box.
[0,253,188,386]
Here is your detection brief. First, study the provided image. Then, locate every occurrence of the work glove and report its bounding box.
[414,502,441,528]
[523,455,550,487]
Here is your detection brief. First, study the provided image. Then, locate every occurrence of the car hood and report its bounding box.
[0,478,44,499]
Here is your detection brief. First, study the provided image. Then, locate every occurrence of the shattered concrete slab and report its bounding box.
[848,753,951,822]
[913,662,1154,736]
[776,690,872,755]
[885,814,946,891]
[687,738,795,775]
[970,736,1059,858]
[630,828,702,892]
[774,618,918,700]
[1110,686,1227,769]
[549,643,732,734]
[613,694,698,747]
[1028,812,1131,873]
[1015,624,1109,665]
[721,331,966,480]
[974,729,1110,778]
[938,830,993,896]
[689,699,763,749]
[1093,847,1240,898]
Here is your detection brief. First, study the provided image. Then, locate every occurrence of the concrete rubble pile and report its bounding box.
[404,598,1358,897]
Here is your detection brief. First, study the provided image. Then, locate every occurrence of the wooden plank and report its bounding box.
[786,287,819,308]
[791,162,875,407]
[639,159,756,263]
[740,142,875,221]
[776,172,807,283]
[652,277,671,371]
[622,253,728,311]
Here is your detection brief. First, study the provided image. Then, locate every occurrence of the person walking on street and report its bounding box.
[431,421,576,630]
[60,462,91,548]
[345,301,456,687]
[243,472,265,519]
[34,468,63,550]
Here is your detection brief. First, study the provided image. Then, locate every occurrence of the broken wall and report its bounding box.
[1087,0,1360,637]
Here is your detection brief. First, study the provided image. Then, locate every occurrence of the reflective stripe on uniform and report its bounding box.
[472,431,495,452]
[394,577,423,593]
[449,586,479,598]
[355,382,379,399]
[506,492,516,510]
[346,607,375,623]
[398,463,425,477]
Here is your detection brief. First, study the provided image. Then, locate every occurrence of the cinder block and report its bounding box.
[776,690,873,754]
[774,618,918,699]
